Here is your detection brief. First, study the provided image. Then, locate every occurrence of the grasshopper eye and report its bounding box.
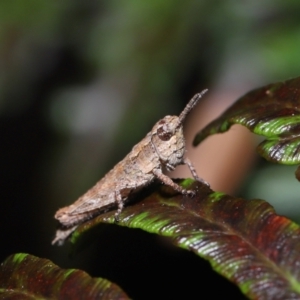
[157,127,172,141]
[157,120,172,141]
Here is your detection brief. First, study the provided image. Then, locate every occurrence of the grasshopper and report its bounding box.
[52,90,208,245]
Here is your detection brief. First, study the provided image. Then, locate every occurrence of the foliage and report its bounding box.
[2,77,300,298]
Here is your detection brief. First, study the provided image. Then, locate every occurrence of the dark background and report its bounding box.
[1,1,300,298]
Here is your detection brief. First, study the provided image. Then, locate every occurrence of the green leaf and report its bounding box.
[71,180,300,299]
[0,253,129,299]
[193,76,300,166]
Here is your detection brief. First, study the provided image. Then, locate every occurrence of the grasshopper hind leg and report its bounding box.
[114,189,125,222]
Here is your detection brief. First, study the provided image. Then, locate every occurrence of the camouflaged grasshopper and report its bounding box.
[52,90,208,245]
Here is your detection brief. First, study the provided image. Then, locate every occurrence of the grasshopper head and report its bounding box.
[151,90,208,171]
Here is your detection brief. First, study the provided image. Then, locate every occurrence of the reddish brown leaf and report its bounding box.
[71,180,300,299]
[0,253,129,300]
[193,76,300,170]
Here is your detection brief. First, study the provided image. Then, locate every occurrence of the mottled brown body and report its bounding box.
[53,90,208,245]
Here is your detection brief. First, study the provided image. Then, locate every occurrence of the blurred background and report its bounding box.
[1,1,300,298]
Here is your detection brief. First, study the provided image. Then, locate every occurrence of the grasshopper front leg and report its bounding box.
[152,169,195,196]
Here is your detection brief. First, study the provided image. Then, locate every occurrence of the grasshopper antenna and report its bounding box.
[177,89,208,126]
